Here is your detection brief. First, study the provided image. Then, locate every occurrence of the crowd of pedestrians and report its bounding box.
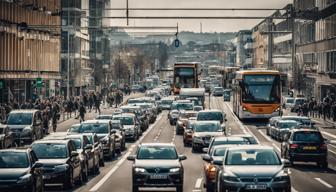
[293,94,336,123]
[0,89,127,134]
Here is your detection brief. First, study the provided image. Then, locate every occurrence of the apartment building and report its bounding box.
[234,30,253,68]
[0,0,61,103]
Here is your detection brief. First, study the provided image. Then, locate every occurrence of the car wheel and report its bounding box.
[317,161,328,169]
[191,144,197,153]
[176,185,183,192]
[99,155,105,167]
[39,183,45,192]
[82,163,88,182]
[132,185,139,192]
[64,170,75,189]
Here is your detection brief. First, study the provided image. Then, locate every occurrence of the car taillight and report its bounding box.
[290,144,299,149]
[320,144,327,150]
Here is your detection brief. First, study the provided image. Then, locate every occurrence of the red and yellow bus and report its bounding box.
[232,70,282,119]
[173,62,200,94]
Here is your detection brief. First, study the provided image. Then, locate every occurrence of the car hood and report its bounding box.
[39,158,68,167]
[0,168,30,180]
[97,133,109,139]
[134,159,180,168]
[124,125,135,130]
[226,165,283,178]
[194,132,223,137]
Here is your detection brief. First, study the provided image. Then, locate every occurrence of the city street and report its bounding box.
[46,95,336,192]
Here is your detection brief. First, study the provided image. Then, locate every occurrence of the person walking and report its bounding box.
[94,93,101,115]
[42,108,50,135]
[51,103,59,132]
[79,102,86,123]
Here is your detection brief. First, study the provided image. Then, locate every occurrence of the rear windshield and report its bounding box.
[197,112,223,121]
[293,132,323,142]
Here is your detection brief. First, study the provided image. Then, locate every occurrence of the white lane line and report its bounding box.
[322,131,336,139]
[272,143,281,152]
[315,178,334,188]
[194,178,203,189]
[89,114,163,192]
[192,190,202,192]
[328,149,336,155]
[224,102,248,134]
[291,187,299,192]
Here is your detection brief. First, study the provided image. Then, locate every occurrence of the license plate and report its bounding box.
[43,175,51,179]
[150,174,167,179]
[246,184,267,190]
[303,146,317,150]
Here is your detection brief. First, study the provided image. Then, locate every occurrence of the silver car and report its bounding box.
[216,145,291,192]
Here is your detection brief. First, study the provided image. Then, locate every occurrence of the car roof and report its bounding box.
[282,115,310,119]
[33,139,69,144]
[291,128,321,133]
[198,109,222,113]
[195,120,220,124]
[0,148,30,153]
[9,110,39,113]
[65,134,84,139]
[140,143,176,147]
[227,145,274,151]
[277,120,300,123]
[113,113,135,117]
[213,136,245,141]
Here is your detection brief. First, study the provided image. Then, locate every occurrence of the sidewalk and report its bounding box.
[283,108,335,128]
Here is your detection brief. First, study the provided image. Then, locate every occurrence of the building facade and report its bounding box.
[294,0,336,100]
[234,30,253,68]
[0,0,61,103]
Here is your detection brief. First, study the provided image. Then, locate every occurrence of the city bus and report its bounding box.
[172,62,200,94]
[232,70,282,119]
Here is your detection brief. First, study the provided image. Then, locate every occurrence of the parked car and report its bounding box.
[0,124,13,149]
[127,143,187,192]
[78,120,117,159]
[0,148,44,192]
[6,110,43,145]
[191,121,225,152]
[216,145,291,192]
[31,139,83,189]
[65,134,99,180]
[281,128,328,168]
[113,113,140,141]
[82,133,105,167]
[291,97,307,112]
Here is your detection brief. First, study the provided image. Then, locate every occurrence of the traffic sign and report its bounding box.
[36,77,42,88]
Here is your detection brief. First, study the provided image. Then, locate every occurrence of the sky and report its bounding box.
[106,0,292,33]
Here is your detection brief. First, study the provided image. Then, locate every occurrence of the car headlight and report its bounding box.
[242,107,247,111]
[17,174,31,184]
[23,126,32,133]
[134,167,146,173]
[223,173,239,182]
[193,136,203,143]
[169,167,180,173]
[273,172,290,182]
[55,164,70,172]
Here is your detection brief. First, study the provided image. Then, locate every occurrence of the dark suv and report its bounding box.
[127,143,187,192]
[0,148,44,192]
[281,129,328,168]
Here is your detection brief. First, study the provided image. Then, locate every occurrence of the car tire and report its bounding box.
[83,163,88,182]
[318,161,328,169]
[99,155,105,167]
[64,171,75,190]
[132,185,139,192]
[176,185,183,192]
[31,182,36,192]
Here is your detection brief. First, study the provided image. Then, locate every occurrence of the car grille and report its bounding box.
[43,166,56,174]
[240,177,272,183]
[146,179,170,184]
[146,168,170,173]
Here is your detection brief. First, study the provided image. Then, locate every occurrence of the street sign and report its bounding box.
[36,77,42,88]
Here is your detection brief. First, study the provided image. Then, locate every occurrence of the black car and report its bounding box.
[0,148,44,192]
[31,139,83,189]
[281,129,328,168]
[83,133,105,167]
[127,143,187,192]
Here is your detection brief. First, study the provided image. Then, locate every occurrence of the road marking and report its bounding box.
[315,178,334,188]
[322,131,336,139]
[224,102,248,134]
[89,114,163,192]
[328,149,336,155]
[271,143,281,152]
[291,187,299,192]
[194,178,203,189]
[192,190,202,192]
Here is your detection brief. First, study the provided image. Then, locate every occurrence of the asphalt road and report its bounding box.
[48,94,336,192]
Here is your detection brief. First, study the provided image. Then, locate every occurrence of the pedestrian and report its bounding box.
[42,108,50,135]
[94,93,101,114]
[51,103,59,132]
[79,102,86,123]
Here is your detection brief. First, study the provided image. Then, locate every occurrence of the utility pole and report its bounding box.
[67,9,70,99]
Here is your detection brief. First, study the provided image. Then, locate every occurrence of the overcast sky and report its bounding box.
[106,0,292,33]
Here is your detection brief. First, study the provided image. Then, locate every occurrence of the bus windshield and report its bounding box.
[174,67,196,88]
[242,75,280,103]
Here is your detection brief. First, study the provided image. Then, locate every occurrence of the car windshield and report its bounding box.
[113,117,134,125]
[293,132,323,142]
[69,125,80,133]
[197,112,223,121]
[213,139,246,146]
[295,99,305,105]
[286,99,294,103]
[71,139,82,149]
[226,149,280,165]
[0,152,29,168]
[172,103,194,110]
[7,113,33,125]
[195,123,221,132]
[80,123,109,134]
[32,143,68,159]
[112,123,121,129]
[279,122,299,129]
[137,146,178,160]
[213,148,228,156]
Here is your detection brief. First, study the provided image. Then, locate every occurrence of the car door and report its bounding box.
[84,136,94,168]
[4,126,11,148]
[94,134,103,159]
[69,141,81,178]
[30,151,43,189]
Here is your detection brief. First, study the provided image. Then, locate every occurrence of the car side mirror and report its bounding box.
[202,148,209,153]
[127,155,136,161]
[281,159,291,167]
[202,154,213,162]
[32,161,43,169]
[71,151,79,157]
[178,155,187,161]
[85,144,93,150]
